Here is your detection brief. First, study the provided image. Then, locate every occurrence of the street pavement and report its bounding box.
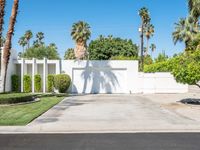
[0,133,200,150]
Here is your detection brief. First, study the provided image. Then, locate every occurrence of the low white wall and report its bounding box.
[137,73,188,94]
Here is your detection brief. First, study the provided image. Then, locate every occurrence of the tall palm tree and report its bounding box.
[71,21,91,59]
[145,23,154,55]
[2,0,19,92]
[18,36,27,53]
[172,16,198,48]
[188,0,200,22]
[33,32,44,47]
[139,7,150,71]
[150,43,156,57]
[24,30,33,49]
[0,0,5,46]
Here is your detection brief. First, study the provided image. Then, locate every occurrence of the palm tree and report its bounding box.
[150,43,156,57]
[34,32,44,47]
[172,16,198,48]
[0,0,5,46]
[2,0,19,92]
[71,21,91,59]
[145,23,154,55]
[188,0,200,22]
[139,7,150,71]
[24,30,33,49]
[18,36,27,53]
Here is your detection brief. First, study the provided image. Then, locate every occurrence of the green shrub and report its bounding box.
[110,55,138,60]
[23,75,32,93]
[54,74,71,93]
[34,74,42,92]
[47,74,55,92]
[144,58,175,73]
[11,75,20,92]
[0,93,36,104]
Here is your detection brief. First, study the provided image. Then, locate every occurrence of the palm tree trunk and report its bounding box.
[140,22,144,71]
[146,38,149,56]
[2,0,19,92]
[0,0,5,39]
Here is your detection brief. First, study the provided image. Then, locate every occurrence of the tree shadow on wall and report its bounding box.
[81,60,119,94]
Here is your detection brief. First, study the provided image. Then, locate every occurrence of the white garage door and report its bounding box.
[72,67,127,94]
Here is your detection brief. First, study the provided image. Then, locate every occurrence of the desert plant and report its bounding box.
[23,75,31,93]
[11,74,20,92]
[47,74,55,92]
[54,74,71,93]
[34,74,41,92]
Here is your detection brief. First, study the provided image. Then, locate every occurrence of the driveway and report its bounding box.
[26,94,200,132]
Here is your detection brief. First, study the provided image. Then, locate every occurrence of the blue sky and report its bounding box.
[3,0,188,58]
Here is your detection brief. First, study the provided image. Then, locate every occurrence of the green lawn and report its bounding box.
[0,96,65,126]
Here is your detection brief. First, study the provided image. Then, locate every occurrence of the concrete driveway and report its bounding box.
[26,94,200,132]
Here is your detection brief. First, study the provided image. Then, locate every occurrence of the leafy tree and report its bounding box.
[64,48,76,60]
[88,35,138,60]
[172,50,200,87]
[71,21,91,59]
[0,36,5,47]
[22,44,60,60]
[144,55,153,65]
[155,51,169,63]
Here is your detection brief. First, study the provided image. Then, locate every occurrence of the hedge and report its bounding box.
[47,74,55,92]
[11,75,20,92]
[23,75,32,93]
[34,74,42,92]
[0,93,36,104]
[54,74,71,93]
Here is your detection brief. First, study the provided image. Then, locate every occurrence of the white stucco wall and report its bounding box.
[137,73,188,94]
[1,57,189,94]
[61,60,138,94]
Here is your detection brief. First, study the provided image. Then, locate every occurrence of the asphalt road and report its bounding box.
[0,133,200,150]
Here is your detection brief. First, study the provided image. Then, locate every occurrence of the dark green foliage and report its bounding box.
[11,75,20,92]
[47,74,55,92]
[64,48,76,60]
[172,50,200,86]
[0,93,36,104]
[54,74,71,93]
[34,74,42,93]
[88,36,138,60]
[144,59,174,73]
[22,45,60,60]
[23,75,32,93]
[155,52,169,63]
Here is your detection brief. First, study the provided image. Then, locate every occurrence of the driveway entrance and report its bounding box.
[29,94,200,132]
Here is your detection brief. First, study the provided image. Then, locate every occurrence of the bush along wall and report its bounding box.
[34,74,42,92]
[54,74,71,93]
[47,74,55,93]
[11,75,20,92]
[23,75,32,93]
